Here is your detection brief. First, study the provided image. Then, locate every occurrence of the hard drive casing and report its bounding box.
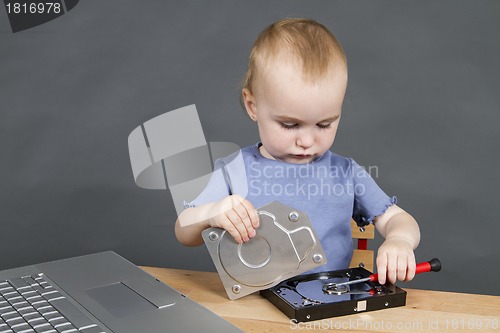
[202,201,327,300]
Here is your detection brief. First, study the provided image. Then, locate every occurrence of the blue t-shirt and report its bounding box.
[185,143,396,273]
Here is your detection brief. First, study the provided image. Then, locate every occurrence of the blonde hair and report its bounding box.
[242,18,347,94]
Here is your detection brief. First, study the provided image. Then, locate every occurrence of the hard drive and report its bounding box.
[202,201,327,300]
[261,266,407,322]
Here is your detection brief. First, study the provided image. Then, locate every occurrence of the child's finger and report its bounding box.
[405,254,417,281]
[232,201,255,239]
[241,199,259,229]
[385,255,398,284]
[376,254,388,285]
[220,218,243,244]
[397,256,408,281]
[224,209,249,243]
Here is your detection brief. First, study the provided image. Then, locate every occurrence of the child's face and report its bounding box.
[243,60,347,164]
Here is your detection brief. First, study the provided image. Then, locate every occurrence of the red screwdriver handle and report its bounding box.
[369,258,441,282]
[416,258,442,274]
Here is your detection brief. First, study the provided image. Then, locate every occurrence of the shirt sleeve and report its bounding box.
[183,158,232,209]
[350,158,397,227]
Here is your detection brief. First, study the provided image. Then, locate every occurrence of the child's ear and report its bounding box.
[242,88,257,121]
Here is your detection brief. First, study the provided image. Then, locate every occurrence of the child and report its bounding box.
[175,18,420,285]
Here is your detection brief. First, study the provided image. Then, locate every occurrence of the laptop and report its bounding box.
[0,251,243,333]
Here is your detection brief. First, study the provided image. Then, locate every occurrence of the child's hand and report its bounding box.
[372,205,420,285]
[209,195,260,244]
[376,237,416,285]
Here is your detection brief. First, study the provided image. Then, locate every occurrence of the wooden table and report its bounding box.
[141,267,500,332]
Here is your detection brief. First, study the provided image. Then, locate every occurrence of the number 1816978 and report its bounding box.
[6,2,62,14]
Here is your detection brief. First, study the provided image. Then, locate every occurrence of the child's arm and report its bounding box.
[174,195,260,247]
[373,205,421,284]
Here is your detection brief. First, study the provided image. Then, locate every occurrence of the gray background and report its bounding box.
[1,1,499,296]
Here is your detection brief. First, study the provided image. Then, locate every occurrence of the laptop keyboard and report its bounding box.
[0,274,106,333]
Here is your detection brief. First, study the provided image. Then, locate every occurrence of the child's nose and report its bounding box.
[296,130,314,149]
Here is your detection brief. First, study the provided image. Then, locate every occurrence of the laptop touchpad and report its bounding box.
[86,282,156,317]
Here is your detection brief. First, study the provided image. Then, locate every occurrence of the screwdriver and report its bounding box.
[332,258,442,288]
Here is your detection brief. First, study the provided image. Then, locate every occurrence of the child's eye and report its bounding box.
[317,123,331,129]
[282,123,297,129]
